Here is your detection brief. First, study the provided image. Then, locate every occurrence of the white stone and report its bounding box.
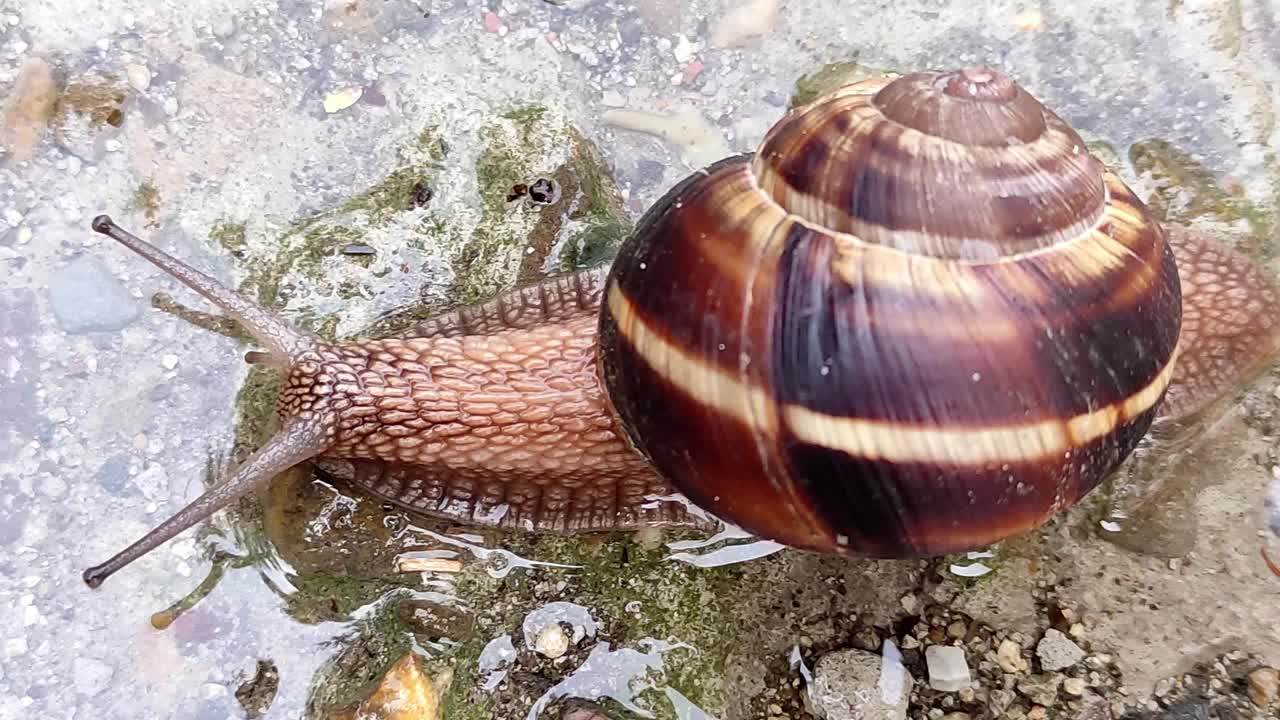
[161,353,179,370]
[925,645,971,692]
[673,34,697,63]
[4,637,28,657]
[997,638,1029,674]
[534,624,569,659]
[1037,629,1085,671]
[804,647,912,720]
[4,208,23,227]
[125,63,150,91]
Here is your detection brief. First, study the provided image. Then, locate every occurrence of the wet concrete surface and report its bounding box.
[2,0,1280,718]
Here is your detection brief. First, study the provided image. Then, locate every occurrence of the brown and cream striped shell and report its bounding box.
[597,67,1183,557]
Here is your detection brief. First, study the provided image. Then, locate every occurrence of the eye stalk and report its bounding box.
[83,217,334,588]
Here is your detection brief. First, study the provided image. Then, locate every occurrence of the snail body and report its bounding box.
[83,68,1280,587]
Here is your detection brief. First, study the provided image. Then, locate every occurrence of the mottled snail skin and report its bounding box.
[303,269,691,534]
[82,67,1280,588]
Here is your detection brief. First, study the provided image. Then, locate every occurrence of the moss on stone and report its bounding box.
[208,221,248,257]
[432,534,742,717]
[55,77,126,127]
[1128,139,1277,249]
[303,598,417,716]
[439,639,495,720]
[196,103,651,716]
[129,179,161,227]
[447,104,630,307]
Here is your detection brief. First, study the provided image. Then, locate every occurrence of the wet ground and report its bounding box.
[2,0,1280,719]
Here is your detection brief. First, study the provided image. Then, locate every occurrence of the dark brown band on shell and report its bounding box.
[780,406,1157,557]
[600,69,1183,556]
[771,212,1181,425]
[751,69,1107,260]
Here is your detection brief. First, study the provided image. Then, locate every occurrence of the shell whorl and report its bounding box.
[599,68,1183,557]
[751,68,1108,261]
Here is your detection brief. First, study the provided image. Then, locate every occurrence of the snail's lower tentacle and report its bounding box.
[83,413,333,588]
[91,215,318,362]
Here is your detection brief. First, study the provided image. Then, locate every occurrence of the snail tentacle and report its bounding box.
[83,412,334,588]
[91,215,319,364]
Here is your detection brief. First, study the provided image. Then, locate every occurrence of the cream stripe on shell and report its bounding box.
[606,283,1177,466]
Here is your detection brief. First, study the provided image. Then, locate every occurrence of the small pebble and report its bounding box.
[998,639,1029,674]
[946,620,967,640]
[5,637,28,657]
[1026,707,1046,720]
[1063,677,1086,696]
[323,86,363,113]
[534,624,569,659]
[211,15,235,37]
[1036,629,1084,671]
[1017,674,1061,706]
[482,11,502,33]
[125,64,150,92]
[1248,667,1278,708]
[161,354,179,370]
[673,34,697,63]
[805,648,912,720]
[926,646,971,692]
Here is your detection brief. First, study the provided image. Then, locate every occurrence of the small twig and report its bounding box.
[1262,547,1280,578]
[397,557,464,574]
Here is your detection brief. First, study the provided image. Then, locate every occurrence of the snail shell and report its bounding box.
[598,67,1182,557]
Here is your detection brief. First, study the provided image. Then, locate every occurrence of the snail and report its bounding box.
[83,67,1280,588]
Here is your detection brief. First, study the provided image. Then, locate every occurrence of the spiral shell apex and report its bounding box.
[597,67,1182,557]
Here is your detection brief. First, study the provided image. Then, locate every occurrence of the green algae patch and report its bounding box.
[209,220,248,257]
[434,533,743,719]
[225,125,448,320]
[1129,139,1279,255]
[303,599,417,716]
[450,104,631,308]
[169,102,640,715]
[129,179,161,227]
[790,61,899,108]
